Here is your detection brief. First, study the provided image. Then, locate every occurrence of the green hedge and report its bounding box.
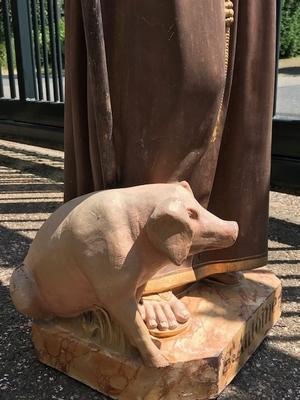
[0,42,6,67]
[280,0,300,58]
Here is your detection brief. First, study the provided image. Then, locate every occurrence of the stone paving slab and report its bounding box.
[277,57,300,118]
[0,139,299,400]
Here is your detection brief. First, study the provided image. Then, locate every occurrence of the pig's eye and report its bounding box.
[187,208,198,220]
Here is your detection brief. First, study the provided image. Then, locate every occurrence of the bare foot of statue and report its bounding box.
[138,291,190,332]
[139,273,244,334]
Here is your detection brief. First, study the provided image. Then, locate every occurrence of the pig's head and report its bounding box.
[146,181,239,266]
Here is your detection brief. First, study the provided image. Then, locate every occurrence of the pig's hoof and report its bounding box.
[146,353,170,368]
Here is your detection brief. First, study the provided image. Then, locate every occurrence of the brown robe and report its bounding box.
[64,0,276,293]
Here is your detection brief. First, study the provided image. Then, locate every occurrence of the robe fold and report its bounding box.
[64,0,276,293]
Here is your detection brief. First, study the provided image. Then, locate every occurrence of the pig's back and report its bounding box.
[25,183,176,267]
[24,192,93,268]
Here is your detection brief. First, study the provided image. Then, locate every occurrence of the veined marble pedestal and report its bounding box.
[32,268,281,400]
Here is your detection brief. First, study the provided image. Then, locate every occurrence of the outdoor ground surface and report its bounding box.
[277,57,300,118]
[0,139,299,400]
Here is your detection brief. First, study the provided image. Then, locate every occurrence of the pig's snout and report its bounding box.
[191,217,239,253]
[213,219,239,249]
[224,221,239,246]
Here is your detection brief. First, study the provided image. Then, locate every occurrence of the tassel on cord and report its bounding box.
[211,0,234,143]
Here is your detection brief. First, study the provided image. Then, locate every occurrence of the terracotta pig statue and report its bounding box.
[10,181,238,368]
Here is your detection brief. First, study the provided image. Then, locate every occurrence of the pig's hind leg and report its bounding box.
[10,264,53,320]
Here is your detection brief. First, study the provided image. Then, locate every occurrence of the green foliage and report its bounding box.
[0,41,6,67]
[0,0,65,70]
[0,2,6,67]
[59,18,65,64]
[280,0,300,58]
[38,16,65,67]
[0,38,16,72]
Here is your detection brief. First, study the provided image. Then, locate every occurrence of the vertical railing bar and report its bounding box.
[39,0,50,100]
[273,0,282,116]
[0,65,4,98]
[11,0,37,100]
[27,0,38,99]
[2,0,16,98]
[31,0,44,100]
[47,0,59,101]
[53,0,63,101]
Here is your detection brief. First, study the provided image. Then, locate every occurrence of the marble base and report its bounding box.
[32,268,281,400]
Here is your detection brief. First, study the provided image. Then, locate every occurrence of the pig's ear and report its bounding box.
[146,198,193,266]
[179,180,193,193]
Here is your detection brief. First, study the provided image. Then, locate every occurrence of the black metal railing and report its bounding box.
[271,0,300,190]
[0,0,64,146]
[1,0,16,99]
[0,0,299,189]
[0,0,64,102]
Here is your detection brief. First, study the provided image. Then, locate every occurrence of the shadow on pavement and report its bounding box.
[269,217,300,248]
[0,153,63,183]
[219,338,300,400]
[279,66,300,75]
[0,225,34,268]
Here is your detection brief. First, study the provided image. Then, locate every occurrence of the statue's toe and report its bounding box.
[141,292,190,333]
[169,295,190,323]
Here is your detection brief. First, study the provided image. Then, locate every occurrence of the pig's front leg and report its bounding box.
[109,296,170,368]
[76,244,169,367]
